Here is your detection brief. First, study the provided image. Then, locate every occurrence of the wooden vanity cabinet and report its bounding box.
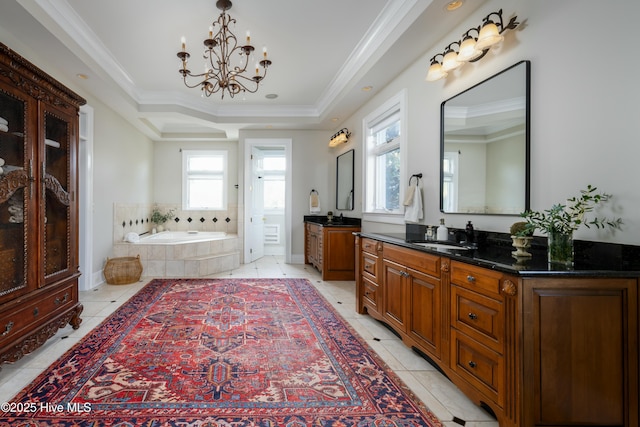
[305,222,360,280]
[0,43,85,367]
[357,238,383,316]
[520,277,638,427]
[449,261,518,417]
[383,244,443,359]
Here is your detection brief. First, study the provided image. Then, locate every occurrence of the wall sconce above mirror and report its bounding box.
[426,9,520,82]
[440,60,530,215]
[329,128,351,147]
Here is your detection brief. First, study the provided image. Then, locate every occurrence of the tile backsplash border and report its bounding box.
[113,203,238,243]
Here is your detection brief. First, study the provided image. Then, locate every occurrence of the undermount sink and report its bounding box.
[413,242,473,251]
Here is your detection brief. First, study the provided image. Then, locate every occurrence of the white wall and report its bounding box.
[89,95,154,273]
[337,0,640,245]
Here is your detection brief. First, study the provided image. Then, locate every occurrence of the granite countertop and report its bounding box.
[304,215,361,227]
[357,231,640,277]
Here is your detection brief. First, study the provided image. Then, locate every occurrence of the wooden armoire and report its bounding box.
[0,42,85,367]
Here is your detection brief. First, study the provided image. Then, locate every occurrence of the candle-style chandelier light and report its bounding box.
[177,0,272,99]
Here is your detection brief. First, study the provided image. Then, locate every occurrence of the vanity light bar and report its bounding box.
[426,9,520,82]
[329,128,351,147]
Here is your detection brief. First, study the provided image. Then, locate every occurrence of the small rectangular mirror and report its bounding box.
[440,60,530,215]
[336,149,354,210]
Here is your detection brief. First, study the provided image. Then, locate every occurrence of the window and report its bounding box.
[262,154,286,211]
[182,150,227,210]
[363,90,407,219]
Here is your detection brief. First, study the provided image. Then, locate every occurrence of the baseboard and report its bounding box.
[290,254,305,264]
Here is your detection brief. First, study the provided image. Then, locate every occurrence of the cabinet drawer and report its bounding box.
[361,252,380,281]
[451,285,504,353]
[383,244,440,277]
[451,329,504,407]
[361,238,381,255]
[361,276,380,312]
[0,283,77,345]
[451,260,503,297]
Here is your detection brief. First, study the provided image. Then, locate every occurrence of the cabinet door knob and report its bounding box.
[468,312,478,320]
[466,275,476,283]
[468,361,477,368]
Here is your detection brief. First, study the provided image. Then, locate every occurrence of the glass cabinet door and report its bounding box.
[0,88,30,296]
[43,109,73,281]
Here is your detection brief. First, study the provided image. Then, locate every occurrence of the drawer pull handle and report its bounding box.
[466,275,476,283]
[55,293,69,305]
[468,361,477,368]
[468,312,478,320]
[33,307,39,317]
[2,321,14,336]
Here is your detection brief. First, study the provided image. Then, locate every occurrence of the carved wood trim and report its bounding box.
[0,303,83,368]
[44,174,70,206]
[0,42,86,109]
[0,169,29,204]
[501,279,518,296]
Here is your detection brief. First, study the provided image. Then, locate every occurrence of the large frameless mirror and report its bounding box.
[440,60,530,215]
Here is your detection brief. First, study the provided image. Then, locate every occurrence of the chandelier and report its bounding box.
[177,0,272,99]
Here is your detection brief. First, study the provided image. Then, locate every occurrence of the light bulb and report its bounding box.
[475,21,503,50]
[426,62,448,82]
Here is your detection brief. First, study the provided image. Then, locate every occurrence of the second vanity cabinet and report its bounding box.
[304,220,360,280]
[355,234,639,427]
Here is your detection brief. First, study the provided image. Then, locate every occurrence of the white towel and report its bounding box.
[0,117,7,125]
[0,124,8,133]
[404,184,423,223]
[310,191,321,213]
[45,138,61,148]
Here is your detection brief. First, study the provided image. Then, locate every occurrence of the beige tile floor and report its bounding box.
[0,256,498,427]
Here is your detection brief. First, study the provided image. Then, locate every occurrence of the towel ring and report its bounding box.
[409,173,422,186]
[310,189,319,195]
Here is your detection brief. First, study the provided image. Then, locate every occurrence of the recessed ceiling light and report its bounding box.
[361,86,373,92]
[445,1,463,12]
[76,73,89,79]
[265,93,278,99]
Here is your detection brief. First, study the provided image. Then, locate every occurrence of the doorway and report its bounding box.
[244,139,292,263]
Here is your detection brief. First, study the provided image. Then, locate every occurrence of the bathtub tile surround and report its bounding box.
[112,203,240,278]
[113,232,240,278]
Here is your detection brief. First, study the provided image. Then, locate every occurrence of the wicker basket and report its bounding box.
[104,255,143,285]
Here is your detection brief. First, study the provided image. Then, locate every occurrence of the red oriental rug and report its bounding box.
[1,278,442,426]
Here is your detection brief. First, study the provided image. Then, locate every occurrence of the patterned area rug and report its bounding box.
[1,278,442,426]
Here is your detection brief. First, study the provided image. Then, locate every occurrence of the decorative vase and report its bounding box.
[547,229,573,265]
[511,236,533,258]
[156,224,165,232]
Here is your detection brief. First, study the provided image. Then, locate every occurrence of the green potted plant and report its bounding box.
[150,206,175,232]
[510,221,534,257]
[521,185,622,265]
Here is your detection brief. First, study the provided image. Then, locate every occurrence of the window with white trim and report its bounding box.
[363,90,406,217]
[182,150,227,210]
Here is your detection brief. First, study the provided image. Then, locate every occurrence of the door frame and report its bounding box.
[243,138,292,263]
